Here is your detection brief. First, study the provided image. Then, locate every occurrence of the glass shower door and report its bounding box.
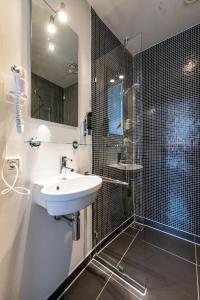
[92,44,146,294]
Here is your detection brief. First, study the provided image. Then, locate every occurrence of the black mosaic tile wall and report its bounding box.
[31,73,78,126]
[64,83,78,127]
[31,72,64,123]
[91,9,199,240]
[135,25,200,236]
[91,10,138,243]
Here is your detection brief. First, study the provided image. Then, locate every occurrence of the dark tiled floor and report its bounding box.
[98,276,139,300]
[124,226,139,237]
[60,224,199,300]
[98,229,138,267]
[121,239,197,300]
[59,263,110,299]
[140,226,195,263]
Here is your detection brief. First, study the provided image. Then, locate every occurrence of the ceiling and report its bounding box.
[32,0,78,88]
[87,0,200,55]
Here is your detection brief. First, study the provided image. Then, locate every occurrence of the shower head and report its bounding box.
[67,63,78,74]
[123,36,132,48]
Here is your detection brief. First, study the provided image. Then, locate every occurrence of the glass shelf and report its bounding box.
[24,138,91,149]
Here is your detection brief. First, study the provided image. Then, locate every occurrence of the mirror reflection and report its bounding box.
[31,0,78,127]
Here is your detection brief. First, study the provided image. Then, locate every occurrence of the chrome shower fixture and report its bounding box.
[123,37,130,47]
[67,63,78,74]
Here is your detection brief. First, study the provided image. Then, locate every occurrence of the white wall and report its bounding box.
[0,0,91,299]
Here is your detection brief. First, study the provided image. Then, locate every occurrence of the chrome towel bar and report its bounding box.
[84,172,129,187]
[100,176,129,187]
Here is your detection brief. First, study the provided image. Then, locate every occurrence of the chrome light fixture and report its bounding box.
[57,2,68,23]
[47,15,56,34]
[44,0,68,31]
[43,1,68,52]
[119,74,124,80]
[48,42,55,51]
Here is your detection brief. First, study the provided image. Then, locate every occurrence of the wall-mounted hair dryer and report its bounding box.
[6,64,27,133]
[0,65,30,195]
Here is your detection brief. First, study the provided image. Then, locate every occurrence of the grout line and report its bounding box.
[116,230,140,267]
[133,222,198,266]
[143,240,196,266]
[95,271,113,300]
[111,275,143,300]
[94,215,134,250]
[195,244,200,300]
[92,259,114,299]
[123,230,138,238]
[96,222,138,255]
[91,260,113,276]
[93,259,144,299]
[95,228,142,300]
[57,260,92,299]
[115,229,147,296]
[136,216,197,245]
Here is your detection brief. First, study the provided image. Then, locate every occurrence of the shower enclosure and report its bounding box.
[91,30,146,292]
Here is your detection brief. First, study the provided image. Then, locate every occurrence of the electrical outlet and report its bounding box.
[6,158,20,171]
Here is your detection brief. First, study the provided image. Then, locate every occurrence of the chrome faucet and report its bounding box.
[60,156,74,175]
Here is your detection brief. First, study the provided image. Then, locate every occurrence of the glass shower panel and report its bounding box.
[92,43,145,292]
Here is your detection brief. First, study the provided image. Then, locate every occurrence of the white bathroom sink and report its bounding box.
[33,173,102,216]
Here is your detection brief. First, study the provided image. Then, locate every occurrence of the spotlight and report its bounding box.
[47,15,56,34]
[110,79,115,83]
[119,74,124,79]
[58,2,68,23]
[48,42,55,51]
[183,59,197,74]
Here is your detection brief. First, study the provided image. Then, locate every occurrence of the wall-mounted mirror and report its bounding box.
[31,0,78,127]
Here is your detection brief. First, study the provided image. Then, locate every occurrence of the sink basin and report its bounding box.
[33,173,102,216]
